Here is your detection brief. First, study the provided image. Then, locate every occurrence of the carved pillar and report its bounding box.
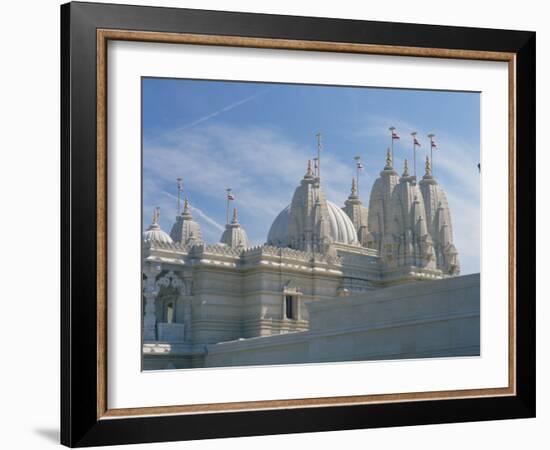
[143,262,162,341]
[183,301,192,341]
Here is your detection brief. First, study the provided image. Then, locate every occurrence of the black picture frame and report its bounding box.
[61,1,535,447]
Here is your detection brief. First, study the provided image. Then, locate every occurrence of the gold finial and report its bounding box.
[403,159,409,177]
[183,197,190,215]
[386,147,392,167]
[425,155,432,175]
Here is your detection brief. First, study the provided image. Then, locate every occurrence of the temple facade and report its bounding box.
[142,150,468,370]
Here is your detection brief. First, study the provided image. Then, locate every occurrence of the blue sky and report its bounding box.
[142,78,480,274]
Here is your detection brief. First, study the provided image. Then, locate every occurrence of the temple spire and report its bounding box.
[153,206,160,225]
[232,208,239,224]
[403,159,409,177]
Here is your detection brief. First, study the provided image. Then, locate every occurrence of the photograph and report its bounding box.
[141,78,481,370]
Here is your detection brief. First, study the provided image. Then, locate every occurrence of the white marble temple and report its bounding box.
[141,151,470,370]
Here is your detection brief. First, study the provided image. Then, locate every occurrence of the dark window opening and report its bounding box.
[285,295,294,319]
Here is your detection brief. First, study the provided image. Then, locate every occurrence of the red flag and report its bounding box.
[392,131,400,140]
[227,192,235,201]
[356,161,364,170]
[414,138,421,147]
[431,140,437,149]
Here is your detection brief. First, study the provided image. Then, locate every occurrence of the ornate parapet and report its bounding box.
[143,239,191,252]
[244,245,342,265]
[239,245,343,277]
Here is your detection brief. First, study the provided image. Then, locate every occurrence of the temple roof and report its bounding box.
[170,198,203,245]
[267,200,358,247]
[220,208,250,249]
[143,207,173,245]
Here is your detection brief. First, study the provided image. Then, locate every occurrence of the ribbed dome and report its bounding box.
[326,201,359,244]
[143,207,173,245]
[267,201,358,246]
[143,223,173,245]
[267,205,290,245]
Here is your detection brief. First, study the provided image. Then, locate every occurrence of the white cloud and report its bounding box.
[144,123,358,242]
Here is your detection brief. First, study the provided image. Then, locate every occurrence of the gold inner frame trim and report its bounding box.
[96,28,517,420]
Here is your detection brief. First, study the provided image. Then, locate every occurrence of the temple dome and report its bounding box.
[267,200,358,247]
[220,208,250,249]
[170,198,203,245]
[143,208,173,245]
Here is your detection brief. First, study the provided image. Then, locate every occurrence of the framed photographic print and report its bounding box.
[60,1,536,447]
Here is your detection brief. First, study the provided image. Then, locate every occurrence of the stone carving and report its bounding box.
[156,271,185,293]
[142,262,162,341]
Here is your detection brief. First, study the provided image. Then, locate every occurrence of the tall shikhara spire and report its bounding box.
[419,156,460,275]
[343,177,370,247]
[366,146,459,275]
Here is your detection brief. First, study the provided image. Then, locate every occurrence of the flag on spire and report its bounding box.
[225,188,235,224]
[356,161,364,170]
[431,140,437,149]
[414,137,421,147]
[392,131,400,140]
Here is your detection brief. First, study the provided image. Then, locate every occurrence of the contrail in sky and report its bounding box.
[148,89,270,144]
[176,90,270,131]
[161,190,225,232]
[189,205,225,232]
